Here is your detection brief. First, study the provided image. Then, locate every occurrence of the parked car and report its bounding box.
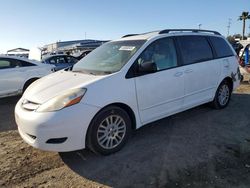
[41,54,78,71]
[239,43,250,82]
[15,29,241,155]
[231,42,243,56]
[0,56,55,98]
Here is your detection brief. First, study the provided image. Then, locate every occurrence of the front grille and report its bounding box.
[22,99,40,111]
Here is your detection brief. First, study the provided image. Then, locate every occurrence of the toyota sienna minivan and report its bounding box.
[15,29,241,155]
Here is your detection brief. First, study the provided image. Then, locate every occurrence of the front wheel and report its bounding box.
[86,106,131,155]
[23,78,38,93]
[211,80,231,109]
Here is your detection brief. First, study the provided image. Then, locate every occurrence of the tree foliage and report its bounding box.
[238,11,250,39]
[227,36,236,44]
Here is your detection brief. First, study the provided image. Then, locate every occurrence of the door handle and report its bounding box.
[184,69,193,73]
[174,72,183,77]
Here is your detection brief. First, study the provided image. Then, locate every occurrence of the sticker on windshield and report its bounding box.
[119,46,135,51]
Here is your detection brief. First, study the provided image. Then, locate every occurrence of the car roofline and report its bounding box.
[117,29,222,41]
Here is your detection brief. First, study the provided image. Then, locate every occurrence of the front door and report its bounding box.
[134,37,185,124]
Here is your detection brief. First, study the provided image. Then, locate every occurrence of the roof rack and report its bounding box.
[159,29,221,35]
[122,34,139,38]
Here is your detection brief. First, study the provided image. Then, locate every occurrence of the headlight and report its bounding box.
[36,88,87,112]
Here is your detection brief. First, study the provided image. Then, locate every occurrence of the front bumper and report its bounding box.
[15,98,100,152]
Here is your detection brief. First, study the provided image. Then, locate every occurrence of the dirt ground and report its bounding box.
[0,83,250,188]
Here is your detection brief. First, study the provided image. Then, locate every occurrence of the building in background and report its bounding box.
[6,48,30,58]
[4,39,109,60]
[41,39,108,57]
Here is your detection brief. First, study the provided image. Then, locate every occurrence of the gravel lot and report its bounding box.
[0,83,250,188]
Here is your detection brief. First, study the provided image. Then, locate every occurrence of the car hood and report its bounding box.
[23,70,107,104]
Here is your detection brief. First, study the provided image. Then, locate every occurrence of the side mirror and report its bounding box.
[138,61,157,74]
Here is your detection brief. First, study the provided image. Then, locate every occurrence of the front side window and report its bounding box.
[0,58,22,69]
[73,40,146,74]
[67,56,78,64]
[136,38,178,71]
[47,57,66,64]
[177,36,213,65]
[48,57,56,64]
[0,59,11,69]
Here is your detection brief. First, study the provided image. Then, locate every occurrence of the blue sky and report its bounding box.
[0,0,249,53]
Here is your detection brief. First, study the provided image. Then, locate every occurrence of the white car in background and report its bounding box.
[0,56,55,98]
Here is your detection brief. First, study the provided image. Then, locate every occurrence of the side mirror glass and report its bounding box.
[138,61,157,74]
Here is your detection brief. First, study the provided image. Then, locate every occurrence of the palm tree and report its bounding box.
[238,11,250,40]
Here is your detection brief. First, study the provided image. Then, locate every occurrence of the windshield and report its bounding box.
[72,40,146,74]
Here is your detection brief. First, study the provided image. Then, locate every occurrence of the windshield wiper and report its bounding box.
[72,70,96,75]
[88,72,96,75]
[72,69,114,75]
[102,71,113,75]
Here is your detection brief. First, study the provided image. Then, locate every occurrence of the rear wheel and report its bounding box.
[211,80,231,109]
[240,74,244,82]
[87,106,131,155]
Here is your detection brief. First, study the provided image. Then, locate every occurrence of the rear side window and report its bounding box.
[19,60,35,67]
[48,57,56,64]
[177,36,213,65]
[67,56,78,64]
[209,37,234,58]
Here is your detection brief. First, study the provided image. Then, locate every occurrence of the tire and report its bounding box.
[23,78,38,93]
[240,74,244,82]
[86,106,131,155]
[211,80,232,109]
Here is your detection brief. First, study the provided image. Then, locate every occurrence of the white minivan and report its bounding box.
[15,29,241,155]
